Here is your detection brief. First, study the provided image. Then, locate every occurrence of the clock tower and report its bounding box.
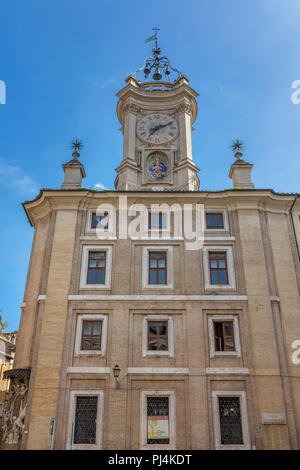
[115,35,200,191]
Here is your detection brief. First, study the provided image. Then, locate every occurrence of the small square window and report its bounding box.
[91,212,109,230]
[87,252,106,285]
[149,212,166,230]
[149,252,167,285]
[74,314,108,357]
[148,321,168,351]
[81,320,102,351]
[209,252,228,285]
[206,213,224,229]
[214,321,235,352]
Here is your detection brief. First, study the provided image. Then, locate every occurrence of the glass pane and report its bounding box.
[159,213,166,229]
[210,260,217,268]
[91,215,99,228]
[148,338,157,350]
[82,338,91,350]
[224,323,233,336]
[215,214,223,228]
[92,337,101,350]
[206,214,214,228]
[159,323,167,335]
[219,270,228,285]
[150,259,157,268]
[98,260,105,267]
[89,260,97,267]
[158,259,166,268]
[211,271,219,284]
[93,322,102,335]
[218,259,226,268]
[158,338,167,351]
[158,270,166,285]
[224,338,235,351]
[149,270,157,284]
[83,322,92,334]
[96,270,105,284]
[89,252,105,259]
[150,214,158,229]
[149,323,157,335]
[88,270,96,284]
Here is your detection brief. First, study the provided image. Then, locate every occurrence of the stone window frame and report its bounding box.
[74,314,108,357]
[142,246,174,289]
[204,209,229,232]
[202,246,236,290]
[66,390,105,450]
[208,314,241,358]
[79,245,113,290]
[85,207,116,239]
[142,315,174,358]
[212,390,251,450]
[140,390,176,450]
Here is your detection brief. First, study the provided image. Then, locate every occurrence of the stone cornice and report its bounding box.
[116,80,198,126]
[22,188,299,227]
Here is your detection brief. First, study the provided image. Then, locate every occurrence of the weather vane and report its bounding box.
[132,27,182,82]
[70,138,84,160]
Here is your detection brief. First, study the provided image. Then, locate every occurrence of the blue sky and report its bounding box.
[0,0,300,331]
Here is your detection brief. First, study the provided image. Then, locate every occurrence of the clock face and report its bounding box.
[137,113,178,144]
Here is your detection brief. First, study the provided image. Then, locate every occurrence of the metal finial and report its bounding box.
[70,138,84,160]
[230,139,245,160]
[133,28,182,83]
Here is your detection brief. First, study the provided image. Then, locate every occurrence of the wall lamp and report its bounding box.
[112,364,121,386]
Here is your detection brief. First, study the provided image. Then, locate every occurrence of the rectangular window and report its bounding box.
[0,403,3,416]
[206,213,224,229]
[149,252,167,285]
[91,212,109,230]
[74,396,98,444]
[87,251,106,284]
[209,252,228,285]
[81,320,102,351]
[214,321,235,352]
[148,321,168,351]
[147,397,169,445]
[149,212,166,230]
[218,397,244,445]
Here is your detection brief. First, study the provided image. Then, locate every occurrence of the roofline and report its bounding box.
[22,187,300,227]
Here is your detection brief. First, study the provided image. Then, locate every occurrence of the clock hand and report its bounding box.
[149,125,160,136]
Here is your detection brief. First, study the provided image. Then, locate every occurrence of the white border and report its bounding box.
[66,390,104,450]
[202,245,236,290]
[142,246,174,289]
[205,209,229,232]
[140,390,176,450]
[74,314,108,357]
[142,315,174,357]
[208,315,241,358]
[212,390,251,450]
[79,245,113,289]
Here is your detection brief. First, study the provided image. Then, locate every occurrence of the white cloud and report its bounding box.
[0,158,39,196]
[94,182,107,190]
